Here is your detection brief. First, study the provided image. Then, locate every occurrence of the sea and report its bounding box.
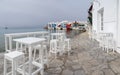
[0,27,81,52]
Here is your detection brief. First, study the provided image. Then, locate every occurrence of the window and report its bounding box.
[98,8,104,31]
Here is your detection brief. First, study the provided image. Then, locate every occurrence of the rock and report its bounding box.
[82,62,93,74]
[62,69,73,75]
[109,59,120,73]
[97,63,109,70]
[48,59,63,68]
[92,70,104,75]
[47,67,62,74]
[74,70,86,75]
[117,74,120,75]
[72,65,81,70]
[103,69,115,75]
[77,52,92,63]
[88,59,99,67]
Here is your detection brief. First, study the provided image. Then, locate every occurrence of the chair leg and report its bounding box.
[23,56,25,75]
[33,48,36,61]
[4,59,7,75]
[15,60,18,75]
[12,61,15,75]
[40,69,44,75]
[106,47,109,53]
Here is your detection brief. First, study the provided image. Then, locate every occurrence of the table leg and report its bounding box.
[41,43,44,75]
[29,46,32,75]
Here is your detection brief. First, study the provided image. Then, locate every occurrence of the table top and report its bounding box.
[13,37,46,45]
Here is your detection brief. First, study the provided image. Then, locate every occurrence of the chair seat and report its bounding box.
[5,51,24,60]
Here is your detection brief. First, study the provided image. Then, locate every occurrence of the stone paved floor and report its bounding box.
[1,32,120,75]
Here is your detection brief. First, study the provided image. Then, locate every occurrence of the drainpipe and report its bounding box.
[116,0,119,51]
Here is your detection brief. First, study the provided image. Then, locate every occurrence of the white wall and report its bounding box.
[92,0,117,39]
[92,1,99,33]
[103,0,117,39]
[117,0,120,47]
[92,0,120,53]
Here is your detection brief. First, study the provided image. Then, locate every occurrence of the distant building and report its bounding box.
[48,22,58,30]
[47,21,87,30]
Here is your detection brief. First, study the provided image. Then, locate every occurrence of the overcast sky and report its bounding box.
[0,0,92,28]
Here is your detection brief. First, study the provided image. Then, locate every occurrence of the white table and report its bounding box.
[13,37,46,75]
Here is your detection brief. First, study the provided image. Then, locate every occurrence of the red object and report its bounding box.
[66,24,71,31]
[58,25,61,27]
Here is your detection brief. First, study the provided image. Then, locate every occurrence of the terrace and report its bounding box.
[0,31,120,75]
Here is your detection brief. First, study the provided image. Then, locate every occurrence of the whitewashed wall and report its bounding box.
[117,0,120,47]
[92,0,120,53]
[92,1,98,32]
[103,0,117,39]
[92,0,117,39]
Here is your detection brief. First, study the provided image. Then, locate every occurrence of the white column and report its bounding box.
[116,0,120,53]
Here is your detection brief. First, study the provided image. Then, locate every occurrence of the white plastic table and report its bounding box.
[13,37,46,75]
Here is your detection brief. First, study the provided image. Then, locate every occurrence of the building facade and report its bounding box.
[92,0,120,53]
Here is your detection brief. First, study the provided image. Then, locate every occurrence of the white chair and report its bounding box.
[107,34,116,53]
[49,32,67,57]
[32,44,48,75]
[99,33,108,51]
[65,38,71,54]
[33,44,48,65]
[49,39,60,58]
[4,51,24,75]
[38,34,50,45]
[99,33,116,53]
[57,35,66,54]
[16,42,28,54]
[12,45,48,75]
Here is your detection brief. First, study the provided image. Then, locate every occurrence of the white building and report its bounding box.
[92,0,120,52]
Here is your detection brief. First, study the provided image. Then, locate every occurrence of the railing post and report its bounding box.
[5,36,8,52]
[9,36,12,51]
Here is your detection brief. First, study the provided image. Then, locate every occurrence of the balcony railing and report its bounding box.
[4,31,49,52]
